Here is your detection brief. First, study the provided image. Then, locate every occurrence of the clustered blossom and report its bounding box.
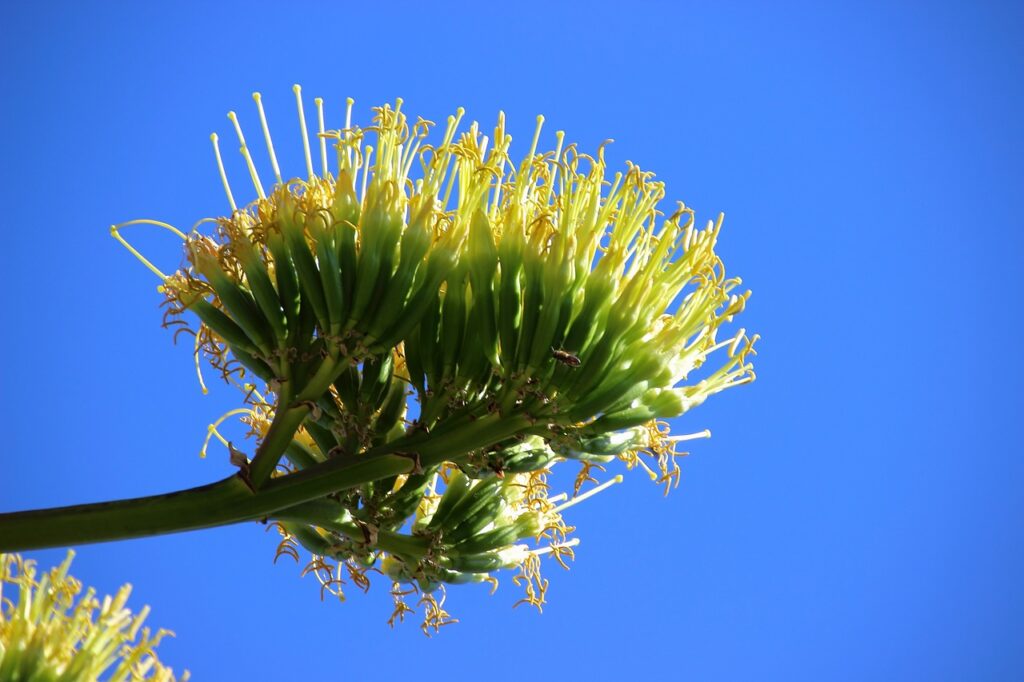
[0,552,186,680]
[113,86,757,631]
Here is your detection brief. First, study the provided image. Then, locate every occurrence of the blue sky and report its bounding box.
[1,1,1022,679]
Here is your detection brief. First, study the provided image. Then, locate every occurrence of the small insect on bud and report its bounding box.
[551,348,581,367]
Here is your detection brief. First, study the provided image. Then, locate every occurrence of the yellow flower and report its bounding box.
[108,86,758,629]
[0,552,187,681]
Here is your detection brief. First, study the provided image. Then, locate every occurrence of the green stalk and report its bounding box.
[247,353,345,489]
[246,403,309,489]
[0,409,533,552]
[0,454,413,552]
[275,501,430,558]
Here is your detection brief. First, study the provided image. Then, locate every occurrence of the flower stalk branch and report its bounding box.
[1,87,758,626]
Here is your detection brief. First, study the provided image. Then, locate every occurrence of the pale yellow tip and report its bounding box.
[210,132,218,141]
[252,92,262,102]
[227,111,238,122]
[293,84,302,93]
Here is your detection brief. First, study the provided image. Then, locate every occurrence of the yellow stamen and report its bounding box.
[109,220,186,281]
[728,328,747,357]
[553,475,623,513]
[531,538,580,557]
[546,492,569,505]
[344,96,355,169]
[528,115,544,162]
[227,111,265,199]
[360,145,373,206]
[209,133,237,212]
[199,408,254,459]
[315,97,328,176]
[252,92,283,185]
[193,330,208,395]
[544,130,566,206]
[669,429,712,443]
[293,84,314,180]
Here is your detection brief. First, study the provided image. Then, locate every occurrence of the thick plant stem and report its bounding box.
[248,354,345,488]
[0,454,413,552]
[247,403,309,488]
[0,410,534,552]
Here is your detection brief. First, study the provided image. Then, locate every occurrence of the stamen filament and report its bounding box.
[315,97,328,176]
[728,328,747,357]
[293,84,315,180]
[252,92,283,185]
[109,220,187,280]
[194,330,209,395]
[554,475,623,513]
[542,130,565,207]
[669,429,712,443]
[344,97,354,169]
[210,133,237,212]
[531,539,581,557]
[360,145,373,206]
[227,111,266,199]
[199,408,254,459]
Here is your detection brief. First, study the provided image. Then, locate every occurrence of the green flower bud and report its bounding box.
[105,88,759,629]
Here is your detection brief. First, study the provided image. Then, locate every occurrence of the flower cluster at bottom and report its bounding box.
[263,423,653,636]
[0,552,187,681]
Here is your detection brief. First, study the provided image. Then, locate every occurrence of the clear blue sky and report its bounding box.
[2,1,1021,679]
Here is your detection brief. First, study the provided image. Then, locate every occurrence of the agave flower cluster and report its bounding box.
[0,552,186,681]
[114,87,757,626]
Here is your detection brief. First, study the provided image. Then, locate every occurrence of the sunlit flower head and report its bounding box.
[113,87,758,630]
[0,552,187,681]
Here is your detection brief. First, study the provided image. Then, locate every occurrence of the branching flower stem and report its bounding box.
[0,90,759,622]
[0,409,533,551]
